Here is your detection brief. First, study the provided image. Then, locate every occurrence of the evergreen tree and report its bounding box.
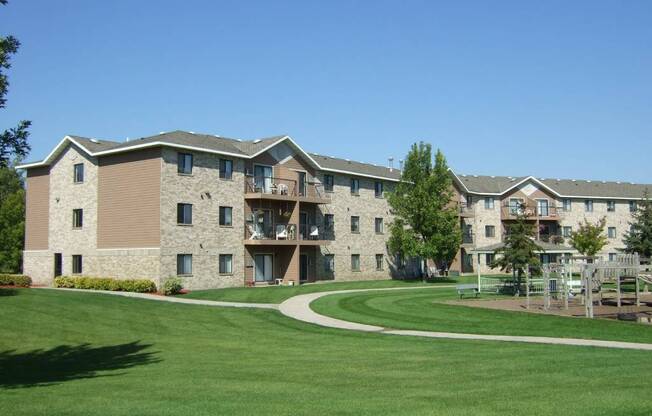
[569,217,607,257]
[623,192,652,258]
[388,143,461,276]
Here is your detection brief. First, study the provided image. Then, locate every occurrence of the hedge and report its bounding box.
[163,277,183,295]
[0,274,32,287]
[54,276,157,293]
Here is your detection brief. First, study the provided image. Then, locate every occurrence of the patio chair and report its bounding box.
[247,224,262,240]
[276,224,288,240]
[309,225,319,240]
[277,183,289,195]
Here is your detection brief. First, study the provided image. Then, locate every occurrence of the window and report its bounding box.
[324,254,335,272]
[485,225,495,238]
[609,253,617,261]
[563,226,572,237]
[351,254,360,272]
[177,254,192,275]
[607,200,615,212]
[563,199,572,212]
[177,203,192,225]
[375,217,384,234]
[485,253,495,265]
[72,255,83,274]
[219,159,233,180]
[608,227,616,239]
[484,197,494,210]
[351,216,360,233]
[324,174,334,192]
[219,254,233,274]
[629,201,638,213]
[219,206,232,226]
[177,153,193,174]
[584,200,593,212]
[72,209,83,229]
[467,195,473,205]
[324,214,334,230]
[509,198,524,215]
[375,254,384,271]
[350,178,359,195]
[537,199,549,217]
[73,163,84,183]
[374,181,384,198]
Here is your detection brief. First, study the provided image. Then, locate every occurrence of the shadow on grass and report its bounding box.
[0,341,160,389]
[0,288,17,296]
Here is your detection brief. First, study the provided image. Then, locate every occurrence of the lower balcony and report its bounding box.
[244,223,332,246]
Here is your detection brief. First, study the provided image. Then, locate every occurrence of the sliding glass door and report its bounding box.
[254,254,274,282]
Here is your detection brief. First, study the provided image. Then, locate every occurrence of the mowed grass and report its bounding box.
[311,288,652,343]
[178,276,483,303]
[1,289,652,416]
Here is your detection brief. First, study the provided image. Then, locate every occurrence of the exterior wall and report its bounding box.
[159,148,245,290]
[24,167,50,250]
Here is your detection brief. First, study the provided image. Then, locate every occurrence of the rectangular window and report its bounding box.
[563,199,572,212]
[607,200,615,212]
[324,254,335,272]
[324,214,334,230]
[72,209,83,229]
[177,153,193,174]
[609,253,617,262]
[629,201,637,212]
[177,254,192,275]
[509,198,524,215]
[484,197,494,210]
[375,217,384,234]
[72,255,83,274]
[563,226,572,237]
[73,163,84,183]
[219,159,233,180]
[177,203,192,225]
[608,227,616,239]
[219,206,232,226]
[324,174,334,192]
[351,216,360,233]
[351,254,360,272]
[485,225,495,238]
[584,200,593,212]
[374,181,384,198]
[537,199,549,217]
[350,178,359,195]
[485,253,495,265]
[375,254,384,271]
[219,254,233,274]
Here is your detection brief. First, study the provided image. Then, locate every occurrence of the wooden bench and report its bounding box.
[456,284,479,299]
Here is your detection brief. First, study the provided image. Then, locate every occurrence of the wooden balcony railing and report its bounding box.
[500,202,563,220]
[245,176,330,201]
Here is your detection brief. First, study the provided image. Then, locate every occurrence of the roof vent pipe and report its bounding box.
[388,157,394,172]
[399,159,404,172]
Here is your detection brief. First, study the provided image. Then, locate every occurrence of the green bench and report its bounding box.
[456,284,479,299]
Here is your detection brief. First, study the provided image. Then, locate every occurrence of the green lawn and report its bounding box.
[311,288,652,343]
[177,276,487,303]
[1,288,652,415]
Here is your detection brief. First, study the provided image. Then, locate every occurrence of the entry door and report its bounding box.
[254,165,273,193]
[300,254,308,281]
[297,171,306,196]
[254,254,274,282]
[54,253,62,277]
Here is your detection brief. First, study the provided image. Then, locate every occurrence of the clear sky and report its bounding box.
[1,1,651,181]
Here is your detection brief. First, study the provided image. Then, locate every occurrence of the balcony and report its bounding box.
[500,202,562,221]
[244,176,330,204]
[244,222,332,246]
[458,202,474,217]
[462,232,474,245]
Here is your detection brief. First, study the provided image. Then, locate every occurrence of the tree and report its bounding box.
[0,163,24,272]
[490,208,542,295]
[569,217,607,258]
[388,143,461,277]
[623,192,652,258]
[0,0,31,167]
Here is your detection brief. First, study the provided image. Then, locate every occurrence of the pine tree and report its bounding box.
[623,192,652,258]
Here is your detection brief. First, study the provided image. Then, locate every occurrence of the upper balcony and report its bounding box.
[244,176,331,204]
[457,202,474,217]
[500,201,563,221]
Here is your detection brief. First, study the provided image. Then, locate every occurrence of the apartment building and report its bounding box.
[450,173,652,275]
[19,131,421,290]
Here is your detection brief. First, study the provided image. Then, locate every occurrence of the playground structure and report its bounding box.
[478,254,652,319]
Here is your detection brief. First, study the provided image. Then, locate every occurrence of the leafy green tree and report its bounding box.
[623,192,652,258]
[0,0,31,167]
[0,164,24,272]
[569,217,608,258]
[490,208,542,295]
[388,143,461,277]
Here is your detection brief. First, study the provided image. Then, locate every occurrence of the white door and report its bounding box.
[254,254,273,282]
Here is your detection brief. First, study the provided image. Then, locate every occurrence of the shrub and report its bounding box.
[163,277,183,295]
[54,276,156,293]
[0,274,32,287]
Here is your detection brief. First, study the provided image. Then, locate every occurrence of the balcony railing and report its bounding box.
[245,176,330,201]
[500,202,562,220]
[458,202,474,216]
[299,223,334,241]
[245,223,297,241]
[462,232,474,244]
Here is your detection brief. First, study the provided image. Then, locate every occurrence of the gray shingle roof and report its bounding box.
[309,153,402,180]
[69,135,121,153]
[455,174,528,194]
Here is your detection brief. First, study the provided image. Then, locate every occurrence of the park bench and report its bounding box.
[456,284,479,299]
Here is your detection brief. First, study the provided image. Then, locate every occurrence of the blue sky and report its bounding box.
[1,1,651,181]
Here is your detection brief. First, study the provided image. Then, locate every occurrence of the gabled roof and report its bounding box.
[310,153,402,181]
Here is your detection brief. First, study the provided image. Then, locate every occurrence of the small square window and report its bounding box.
[73,163,84,183]
[177,203,192,225]
[219,206,232,226]
[375,254,384,271]
[374,181,383,198]
[609,253,617,261]
[350,178,359,195]
[351,254,360,272]
[629,201,638,212]
[72,209,83,229]
[72,255,83,274]
[484,197,494,210]
[178,153,193,174]
[324,254,334,273]
[607,200,615,212]
[219,159,233,180]
[608,227,616,239]
[584,200,593,212]
[351,216,360,233]
[485,225,495,238]
[374,218,384,234]
[177,254,192,275]
[563,199,572,212]
[563,226,572,237]
[324,175,334,192]
[219,254,233,274]
[485,253,495,265]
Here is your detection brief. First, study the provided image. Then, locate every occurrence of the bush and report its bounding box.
[0,274,32,287]
[53,276,156,293]
[163,277,183,295]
